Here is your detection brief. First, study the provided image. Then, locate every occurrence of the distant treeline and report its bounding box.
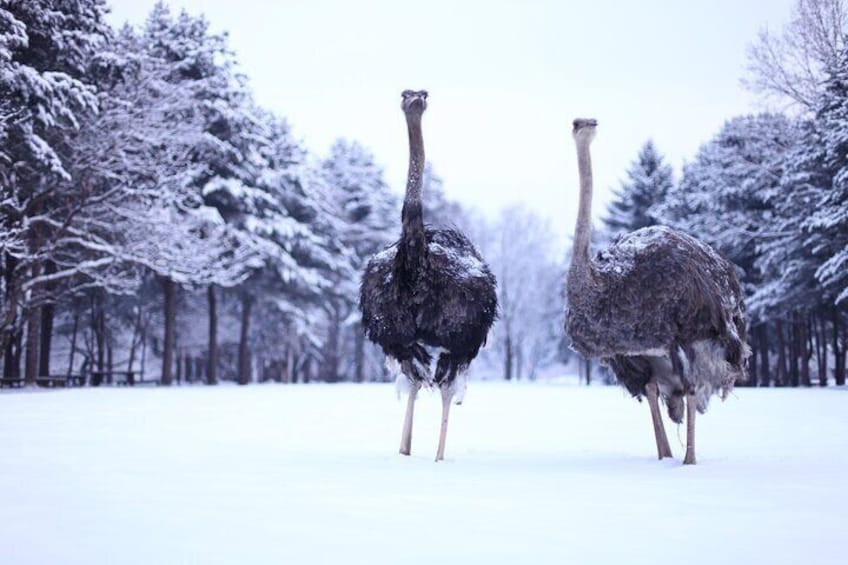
[1,0,846,388]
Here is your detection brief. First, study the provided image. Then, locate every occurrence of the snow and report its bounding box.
[595,226,671,274]
[429,241,487,279]
[1,382,845,565]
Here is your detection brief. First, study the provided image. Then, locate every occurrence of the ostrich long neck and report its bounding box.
[400,112,426,262]
[570,135,595,280]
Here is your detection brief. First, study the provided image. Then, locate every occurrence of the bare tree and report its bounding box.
[489,206,563,381]
[745,0,848,110]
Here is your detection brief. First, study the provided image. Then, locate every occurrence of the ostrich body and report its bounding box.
[360,90,497,461]
[565,119,749,464]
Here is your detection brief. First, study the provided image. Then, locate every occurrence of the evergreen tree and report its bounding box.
[322,138,397,381]
[324,139,397,265]
[0,0,109,383]
[659,114,814,387]
[812,45,848,306]
[659,114,797,301]
[752,118,825,317]
[421,163,469,231]
[603,140,673,235]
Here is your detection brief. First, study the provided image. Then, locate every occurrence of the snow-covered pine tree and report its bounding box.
[659,114,796,288]
[752,118,824,320]
[141,4,360,384]
[658,115,800,386]
[138,3,273,384]
[602,140,673,235]
[803,46,848,384]
[813,45,848,309]
[323,139,397,381]
[0,0,109,384]
[742,0,848,387]
[421,163,470,231]
[224,112,354,383]
[324,139,398,264]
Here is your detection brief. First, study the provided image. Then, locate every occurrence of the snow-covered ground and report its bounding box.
[1,382,845,565]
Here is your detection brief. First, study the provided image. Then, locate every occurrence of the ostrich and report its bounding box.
[565,119,749,465]
[360,90,497,462]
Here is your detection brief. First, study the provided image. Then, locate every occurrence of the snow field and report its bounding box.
[1,382,846,564]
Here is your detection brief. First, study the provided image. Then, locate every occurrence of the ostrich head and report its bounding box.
[572,118,598,144]
[401,89,428,116]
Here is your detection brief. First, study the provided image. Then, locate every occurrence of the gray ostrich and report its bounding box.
[360,90,497,462]
[565,119,749,465]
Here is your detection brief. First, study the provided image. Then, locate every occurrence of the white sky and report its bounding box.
[107,0,795,235]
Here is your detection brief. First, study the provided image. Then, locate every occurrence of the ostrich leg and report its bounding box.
[683,393,697,465]
[399,374,420,456]
[645,381,673,459]
[435,385,453,462]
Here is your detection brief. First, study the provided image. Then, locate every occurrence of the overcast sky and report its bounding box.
[107,0,795,236]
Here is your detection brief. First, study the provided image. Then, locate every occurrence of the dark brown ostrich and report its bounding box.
[565,119,749,465]
[359,90,497,461]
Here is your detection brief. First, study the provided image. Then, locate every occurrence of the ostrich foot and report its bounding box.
[435,386,453,462]
[399,380,420,456]
[646,382,673,459]
[683,392,697,465]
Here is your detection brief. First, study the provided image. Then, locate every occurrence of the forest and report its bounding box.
[1,0,846,388]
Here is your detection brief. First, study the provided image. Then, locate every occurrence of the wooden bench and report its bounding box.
[1,373,156,388]
[35,375,68,388]
[91,370,157,386]
[0,374,84,388]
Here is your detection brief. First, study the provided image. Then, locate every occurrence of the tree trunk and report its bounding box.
[818,314,828,386]
[813,314,823,385]
[834,310,845,386]
[3,331,16,379]
[516,343,524,381]
[161,277,175,386]
[789,316,799,387]
[24,304,40,386]
[758,324,770,387]
[237,294,253,385]
[140,320,147,383]
[775,319,787,386]
[748,328,758,386]
[321,304,341,382]
[5,329,23,380]
[800,315,811,387]
[185,354,193,383]
[584,357,592,386]
[842,318,848,385]
[38,299,54,377]
[175,349,182,385]
[127,302,143,374]
[23,258,42,385]
[504,333,513,381]
[257,355,266,383]
[194,356,204,383]
[12,329,23,380]
[106,340,113,385]
[67,310,79,378]
[354,323,365,383]
[1,252,19,352]
[92,294,105,382]
[37,261,56,377]
[206,285,218,385]
[302,356,311,384]
[285,346,293,384]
